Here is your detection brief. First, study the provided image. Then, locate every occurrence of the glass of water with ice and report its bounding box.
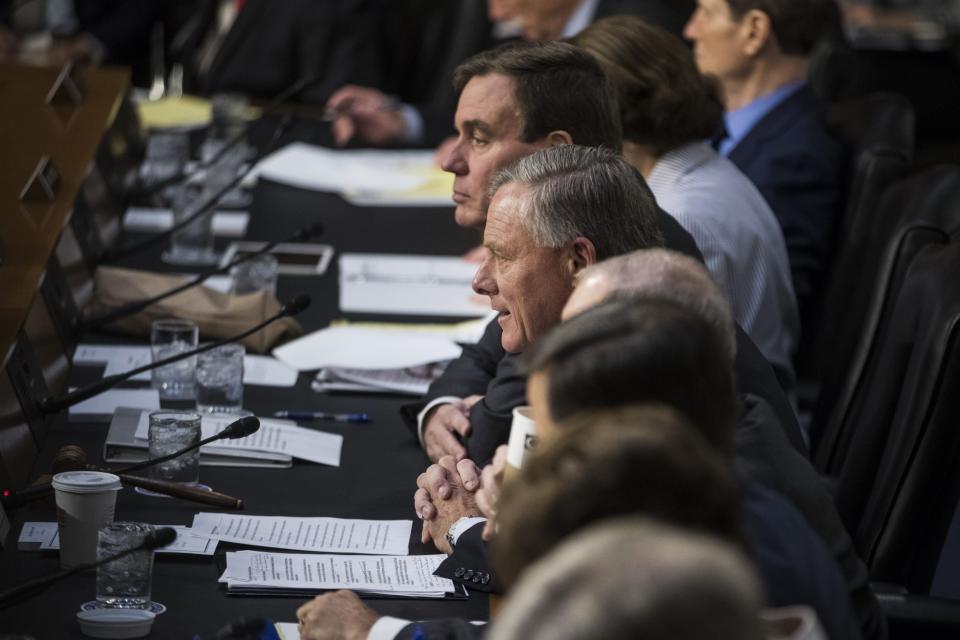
[196,343,245,414]
[96,522,155,609]
[148,410,201,484]
[150,319,198,400]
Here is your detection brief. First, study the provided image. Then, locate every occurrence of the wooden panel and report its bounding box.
[0,62,129,370]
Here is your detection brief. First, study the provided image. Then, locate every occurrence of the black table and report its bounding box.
[0,171,485,638]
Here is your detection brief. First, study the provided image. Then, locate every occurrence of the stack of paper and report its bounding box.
[339,254,488,318]
[218,551,456,598]
[312,361,449,396]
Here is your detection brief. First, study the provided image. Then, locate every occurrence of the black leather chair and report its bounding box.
[856,243,960,593]
[812,166,960,455]
[821,243,960,639]
[797,93,914,383]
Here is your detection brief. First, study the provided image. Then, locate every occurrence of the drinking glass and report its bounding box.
[96,522,155,609]
[148,410,202,484]
[150,318,198,400]
[196,344,245,414]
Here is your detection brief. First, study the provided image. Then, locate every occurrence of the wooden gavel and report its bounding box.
[53,445,244,510]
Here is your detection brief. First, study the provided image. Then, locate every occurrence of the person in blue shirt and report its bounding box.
[683,0,847,333]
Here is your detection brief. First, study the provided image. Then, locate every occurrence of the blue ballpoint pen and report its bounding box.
[273,410,370,423]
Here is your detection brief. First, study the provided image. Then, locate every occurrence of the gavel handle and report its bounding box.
[88,466,244,509]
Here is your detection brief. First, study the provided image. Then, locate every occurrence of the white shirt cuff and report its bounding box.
[368,616,414,640]
[399,103,424,144]
[448,517,487,546]
[416,396,462,446]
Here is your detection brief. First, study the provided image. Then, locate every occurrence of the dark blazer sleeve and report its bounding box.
[434,522,502,594]
[733,326,806,454]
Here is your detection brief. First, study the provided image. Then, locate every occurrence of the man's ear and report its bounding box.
[567,237,598,276]
[741,9,773,57]
[546,130,574,146]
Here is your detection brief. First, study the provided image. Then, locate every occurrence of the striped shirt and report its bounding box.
[648,142,800,386]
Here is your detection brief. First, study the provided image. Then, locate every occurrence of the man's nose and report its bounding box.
[441,139,467,175]
[472,259,498,296]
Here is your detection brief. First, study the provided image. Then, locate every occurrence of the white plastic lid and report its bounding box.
[52,471,122,494]
[77,609,155,639]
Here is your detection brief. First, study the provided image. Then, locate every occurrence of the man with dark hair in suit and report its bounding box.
[684,0,847,331]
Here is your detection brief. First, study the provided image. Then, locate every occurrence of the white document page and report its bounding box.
[19,523,218,555]
[219,551,452,595]
[134,413,342,467]
[339,254,488,318]
[273,326,462,372]
[192,514,412,556]
[76,345,298,387]
[243,355,298,387]
[124,208,249,237]
[252,144,432,193]
[69,389,160,420]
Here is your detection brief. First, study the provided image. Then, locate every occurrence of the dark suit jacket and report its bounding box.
[727,84,847,325]
[178,0,380,105]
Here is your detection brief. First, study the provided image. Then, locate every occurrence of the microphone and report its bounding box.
[134,74,321,199]
[1,416,259,510]
[41,295,311,415]
[79,222,324,332]
[0,527,177,609]
[103,113,295,263]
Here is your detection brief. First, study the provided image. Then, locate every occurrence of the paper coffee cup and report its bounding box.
[52,471,122,567]
[506,406,538,472]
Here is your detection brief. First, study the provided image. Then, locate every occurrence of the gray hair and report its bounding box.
[489,517,765,640]
[579,248,737,359]
[489,145,663,261]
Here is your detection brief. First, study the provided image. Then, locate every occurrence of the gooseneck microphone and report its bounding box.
[135,74,321,199]
[103,113,295,264]
[0,415,260,510]
[79,222,324,333]
[41,295,311,416]
[0,527,177,610]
